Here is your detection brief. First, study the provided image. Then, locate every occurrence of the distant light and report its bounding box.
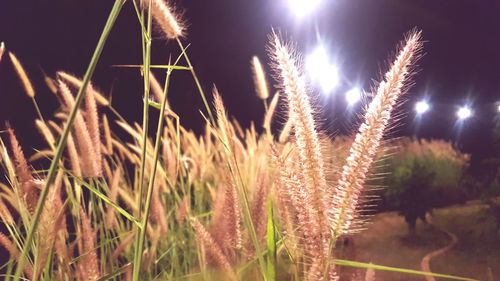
[306,45,340,94]
[345,88,361,106]
[497,104,500,112]
[457,106,472,120]
[415,101,430,114]
[288,0,322,18]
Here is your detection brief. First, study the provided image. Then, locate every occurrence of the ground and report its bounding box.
[337,202,500,280]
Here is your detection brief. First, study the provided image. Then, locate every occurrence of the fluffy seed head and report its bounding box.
[6,126,38,213]
[0,42,5,62]
[263,92,280,133]
[191,218,237,281]
[8,52,35,98]
[57,80,100,177]
[330,31,423,237]
[85,84,103,176]
[268,33,330,254]
[77,209,100,281]
[147,0,185,39]
[252,56,270,100]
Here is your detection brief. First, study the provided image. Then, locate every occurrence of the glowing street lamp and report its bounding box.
[345,88,361,106]
[457,106,472,120]
[288,0,322,18]
[415,101,430,114]
[306,45,340,94]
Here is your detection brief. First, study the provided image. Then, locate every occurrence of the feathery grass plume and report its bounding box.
[268,33,330,253]
[36,170,64,279]
[191,218,238,281]
[0,232,19,260]
[57,71,109,106]
[209,178,242,264]
[77,209,100,281]
[151,182,168,235]
[67,133,82,178]
[252,56,270,100]
[0,198,14,224]
[85,83,103,176]
[102,115,113,155]
[279,117,293,143]
[145,0,185,39]
[263,91,280,133]
[6,126,39,213]
[0,42,5,62]
[58,80,99,177]
[250,177,268,241]
[330,31,422,237]
[8,51,35,98]
[35,119,56,148]
[46,120,82,178]
[44,75,59,94]
[105,167,123,227]
[213,87,236,152]
[0,233,34,279]
[270,146,295,237]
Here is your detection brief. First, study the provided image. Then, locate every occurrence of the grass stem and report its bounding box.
[12,1,125,280]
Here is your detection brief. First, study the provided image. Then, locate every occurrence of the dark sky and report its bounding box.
[0,0,499,168]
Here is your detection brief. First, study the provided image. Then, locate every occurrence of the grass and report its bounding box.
[0,1,479,281]
[342,202,499,280]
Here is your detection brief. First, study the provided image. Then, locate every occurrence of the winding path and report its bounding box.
[420,228,458,281]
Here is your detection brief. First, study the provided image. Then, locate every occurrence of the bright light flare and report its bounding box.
[415,101,430,114]
[457,106,472,120]
[306,45,339,94]
[288,0,322,18]
[345,88,361,106]
[497,104,500,112]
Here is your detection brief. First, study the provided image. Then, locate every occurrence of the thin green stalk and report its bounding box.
[176,38,215,125]
[133,64,174,280]
[334,259,477,281]
[12,1,125,280]
[133,0,153,279]
[31,98,45,124]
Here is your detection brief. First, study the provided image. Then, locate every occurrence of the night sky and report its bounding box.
[0,0,499,170]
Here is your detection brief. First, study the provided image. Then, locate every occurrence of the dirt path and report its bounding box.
[420,227,458,281]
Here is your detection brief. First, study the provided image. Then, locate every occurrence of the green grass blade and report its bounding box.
[12,1,125,280]
[266,200,276,281]
[77,178,140,227]
[334,259,477,281]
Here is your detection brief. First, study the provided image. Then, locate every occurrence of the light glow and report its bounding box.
[345,88,361,106]
[288,0,322,18]
[306,45,340,94]
[497,104,500,112]
[457,106,472,120]
[415,101,430,114]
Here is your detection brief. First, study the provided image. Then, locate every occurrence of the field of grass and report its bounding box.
[0,1,481,280]
[339,203,499,280]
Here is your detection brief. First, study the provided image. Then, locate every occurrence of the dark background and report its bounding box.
[0,0,499,172]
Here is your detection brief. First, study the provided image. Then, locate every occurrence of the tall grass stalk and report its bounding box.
[12,1,126,279]
[133,54,180,279]
[132,1,154,279]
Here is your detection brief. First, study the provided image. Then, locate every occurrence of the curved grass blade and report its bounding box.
[334,259,477,281]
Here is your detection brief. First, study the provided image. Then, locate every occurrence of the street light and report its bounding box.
[288,0,322,18]
[305,45,340,94]
[415,101,430,114]
[345,88,361,106]
[457,106,472,120]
